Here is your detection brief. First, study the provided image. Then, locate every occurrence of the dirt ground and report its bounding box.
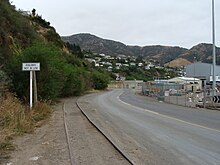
[3,97,129,165]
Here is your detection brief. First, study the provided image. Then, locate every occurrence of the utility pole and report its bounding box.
[212,0,216,96]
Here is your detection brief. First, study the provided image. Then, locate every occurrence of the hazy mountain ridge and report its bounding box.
[62,33,220,67]
[62,33,134,56]
[62,33,187,65]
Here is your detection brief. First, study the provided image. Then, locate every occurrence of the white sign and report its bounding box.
[210,75,220,82]
[22,63,40,71]
[165,91,169,96]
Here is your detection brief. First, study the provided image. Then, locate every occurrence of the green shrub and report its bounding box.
[92,71,110,90]
[61,66,92,96]
[8,42,67,100]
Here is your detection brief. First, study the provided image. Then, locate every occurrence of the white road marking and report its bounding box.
[117,95,159,115]
[117,93,220,133]
[29,156,42,161]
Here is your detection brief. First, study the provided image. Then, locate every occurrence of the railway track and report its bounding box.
[63,103,76,165]
[62,98,133,165]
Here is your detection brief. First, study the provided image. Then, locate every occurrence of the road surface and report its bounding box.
[78,89,220,165]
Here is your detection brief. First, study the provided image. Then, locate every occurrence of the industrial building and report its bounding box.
[185,62,220,82]
[167,77,202,92]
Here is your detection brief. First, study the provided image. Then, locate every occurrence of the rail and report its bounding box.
[76,98,134,165]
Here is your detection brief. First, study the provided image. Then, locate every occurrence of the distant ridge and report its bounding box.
[62,33,220,67]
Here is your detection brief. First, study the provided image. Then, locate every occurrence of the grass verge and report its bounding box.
[0,93,52,161]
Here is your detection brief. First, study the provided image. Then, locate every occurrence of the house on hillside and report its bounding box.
[116,63,122,66]
[130,62,136,66]
[85,58,96,64]
[138,63,143,67]
[107,66,113,72]
[117,55,127,60]
[145,63,155,70]
[104,55,111,59]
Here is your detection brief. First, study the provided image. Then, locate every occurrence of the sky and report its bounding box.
[12,0,220,49]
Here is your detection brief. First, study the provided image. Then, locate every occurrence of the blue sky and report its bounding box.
[12,0,220,48]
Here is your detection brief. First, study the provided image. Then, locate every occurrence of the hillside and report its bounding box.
[0,0,110,100]
[0,0,35,64]
[164,58,191,68]
[165,43,220,68]
[0,0,64,67]
[179,43,220,64]
[62,33,220,67]
[62,33,187,65]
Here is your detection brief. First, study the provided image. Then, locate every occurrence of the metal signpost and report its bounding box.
[22,63,40,109]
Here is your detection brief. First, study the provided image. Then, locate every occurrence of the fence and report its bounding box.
[142,82,218,108]
[108,80,143,91]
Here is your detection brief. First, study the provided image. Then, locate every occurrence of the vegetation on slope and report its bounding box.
[0,0,110,101]
[0,0,110,160]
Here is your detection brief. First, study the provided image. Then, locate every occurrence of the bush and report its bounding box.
[31,15,51,29]
[7,41,97,100]
[61,66,86,96]
[8,42,67,100]
[92,71,110,90]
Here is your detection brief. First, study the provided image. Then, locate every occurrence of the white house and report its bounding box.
[123,64,129,67]
[116,63,122,67]
[138,63,143,67]
[107,66,113,72]
[130,62,136,66]
[145,63,155,70]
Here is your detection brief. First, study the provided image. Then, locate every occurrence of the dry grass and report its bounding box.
[0,93,52,157]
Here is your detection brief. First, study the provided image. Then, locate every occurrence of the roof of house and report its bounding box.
[168,77,200,82]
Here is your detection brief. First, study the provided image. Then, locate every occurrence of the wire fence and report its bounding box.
[142,82,219,108]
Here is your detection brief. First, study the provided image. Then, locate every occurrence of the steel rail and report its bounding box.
[63,103,75,165]
[76,98,134,165]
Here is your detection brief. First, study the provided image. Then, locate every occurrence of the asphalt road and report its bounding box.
[81,89,220,165]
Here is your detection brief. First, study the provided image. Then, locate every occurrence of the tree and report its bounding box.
[92,71,110,90]
[66,42,84,59]
[136,55,143,63]
[31,8,36,17]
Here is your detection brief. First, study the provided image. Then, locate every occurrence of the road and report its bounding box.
[78,89,220,165]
